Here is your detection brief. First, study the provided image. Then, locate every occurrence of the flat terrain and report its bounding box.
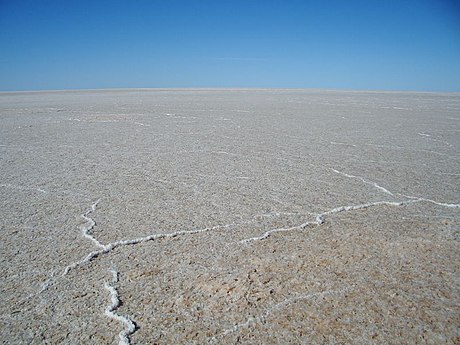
[0,89,459,344]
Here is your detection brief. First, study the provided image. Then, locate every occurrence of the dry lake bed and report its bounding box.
[0,89,459,344]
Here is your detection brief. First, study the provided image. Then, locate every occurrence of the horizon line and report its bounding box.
[1,87,459,95]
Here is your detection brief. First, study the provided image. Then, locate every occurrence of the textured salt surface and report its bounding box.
[0,89,459,344]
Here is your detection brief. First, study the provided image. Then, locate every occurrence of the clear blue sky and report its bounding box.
[1,0,459,91]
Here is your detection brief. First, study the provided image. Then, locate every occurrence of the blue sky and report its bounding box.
[0,0,459,91]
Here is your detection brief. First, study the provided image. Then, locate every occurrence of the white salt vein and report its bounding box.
[80,199,106,249]
[63,222,238,275]
[241,194,458,243]
[241,220,313,243]
[314,200,406,225]
[104,267,137,345]
[418,132,431,137]
[330,168,459,208]
[331,168,394,196]
[400,195,460,208]
[1,183,47,194]
[241,200,406,243]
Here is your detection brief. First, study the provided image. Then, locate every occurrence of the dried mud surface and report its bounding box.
[0,89,459,344]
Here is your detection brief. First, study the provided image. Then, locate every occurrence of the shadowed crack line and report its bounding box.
[104,267,137,345]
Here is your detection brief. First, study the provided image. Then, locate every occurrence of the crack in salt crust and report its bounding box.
[1,183,47,194]
[330,168,394,196]
[80,199,105,249]
[330,167,459,208]
[104,267,137,345]
[241,200,410,243]
[241,168,459,243]
[61,188,458,343]
[63,222,240,275]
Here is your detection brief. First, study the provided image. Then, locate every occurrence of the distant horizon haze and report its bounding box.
[1,87,460,94]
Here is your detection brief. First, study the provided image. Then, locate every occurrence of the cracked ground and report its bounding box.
[1,89,459,344]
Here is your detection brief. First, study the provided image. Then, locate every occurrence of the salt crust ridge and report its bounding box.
[241,168,458,243]
[51,168,459,343]
[104,267,137,345]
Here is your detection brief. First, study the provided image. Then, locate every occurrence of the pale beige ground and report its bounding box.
[0,89,459,344]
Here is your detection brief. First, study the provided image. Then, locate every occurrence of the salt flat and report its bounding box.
[0,89,459,344]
